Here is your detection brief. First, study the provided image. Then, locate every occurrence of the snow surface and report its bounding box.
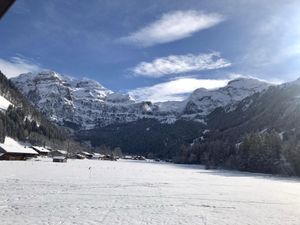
[0,137,38,154]
[0,159,299,225]
[0,95,12,111]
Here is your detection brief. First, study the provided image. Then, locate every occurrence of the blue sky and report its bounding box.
[0,0,300,101]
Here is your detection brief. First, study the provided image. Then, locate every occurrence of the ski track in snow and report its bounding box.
[0,159,299,225]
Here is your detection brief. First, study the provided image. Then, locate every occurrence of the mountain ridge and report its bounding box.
[11,71,271,130]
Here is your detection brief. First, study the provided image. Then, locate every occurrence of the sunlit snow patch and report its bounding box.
[0,95,12,111]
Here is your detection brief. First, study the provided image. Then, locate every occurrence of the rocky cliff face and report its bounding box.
[11,71,271,130]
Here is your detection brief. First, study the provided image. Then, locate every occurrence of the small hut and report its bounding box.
[51,150,67,163]
[53,156,67,163]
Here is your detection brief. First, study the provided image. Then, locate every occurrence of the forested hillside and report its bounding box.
[78,79,300,176]
[0,71,75,150]
[77,119,206,159]
[176,81,300,176]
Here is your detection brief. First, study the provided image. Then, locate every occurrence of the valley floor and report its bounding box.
[0,159,299,225]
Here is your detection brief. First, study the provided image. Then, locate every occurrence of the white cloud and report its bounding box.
[132,52,231,77]
[0,57,42,78]
[121,10,224,47]
[128,77,229,102]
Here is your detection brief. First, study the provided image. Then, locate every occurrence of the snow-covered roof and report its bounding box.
[0,95,12,111]
[32,146,51,153]
[0,137,38,155]
[92,153,105,158]
[53,156,67,160]
[52,149,67,155]
[81,151,93,156]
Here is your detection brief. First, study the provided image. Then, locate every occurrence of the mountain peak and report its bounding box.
[74,78,106,89]
[183,77,271,116]
[227,77,270,88]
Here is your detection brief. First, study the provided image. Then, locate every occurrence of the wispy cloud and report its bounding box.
[0,57,43,78]
[121,10,224,47]
[128,77,229,102]
[132,52,231,77]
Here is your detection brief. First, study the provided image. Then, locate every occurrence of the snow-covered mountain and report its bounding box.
[182,78,271,119]
[11,71,271,130]
[11,71,163,129]
[0,70,67,148]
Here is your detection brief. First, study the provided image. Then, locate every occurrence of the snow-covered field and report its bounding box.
[0,159,299,225]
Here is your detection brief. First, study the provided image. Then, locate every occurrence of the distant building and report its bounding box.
[51,150,67,162]
[123,155,133,160]
[51,150,67,157]
[101,154,117,161]
[75,153,85,159]
[80,151,93,159]
[133,155,146,160]
[31,146,50,156]
[91,153,105,160]
[53,156,67,163]
[0,137,38,160]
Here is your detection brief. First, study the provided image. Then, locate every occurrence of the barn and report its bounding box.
[0,137,38,160]
[53,156,67,163]
[51,150,68,163]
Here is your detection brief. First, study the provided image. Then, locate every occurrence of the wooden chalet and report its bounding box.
[0,137,38,160]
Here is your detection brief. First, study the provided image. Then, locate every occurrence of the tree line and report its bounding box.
[174,130,300,176]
